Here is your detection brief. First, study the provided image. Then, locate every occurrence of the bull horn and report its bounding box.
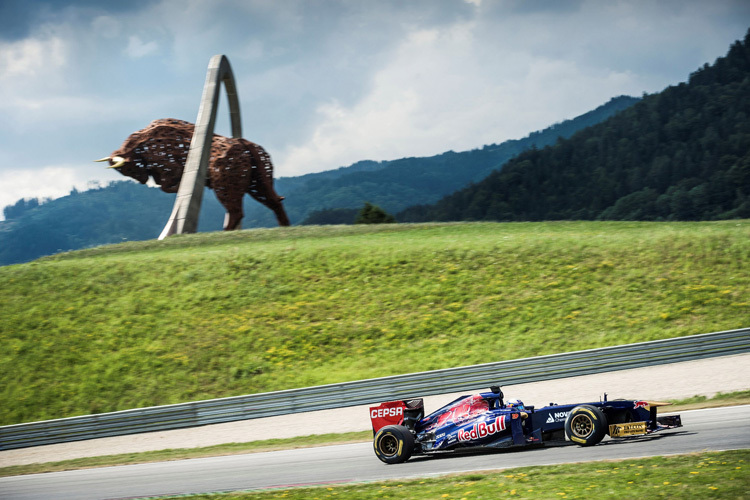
[94,156,126,168]
[109,156,126,168]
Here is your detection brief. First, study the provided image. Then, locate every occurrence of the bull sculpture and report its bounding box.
[97,118,290,229]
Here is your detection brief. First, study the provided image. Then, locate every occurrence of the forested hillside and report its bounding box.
[399,30,750,223]
[258,95,639,225]
[0,97,634,266]
[0,183,228,267]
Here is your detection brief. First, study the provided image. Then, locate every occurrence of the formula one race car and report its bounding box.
[369,386,682,464]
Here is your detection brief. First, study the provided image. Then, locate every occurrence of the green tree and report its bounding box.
[300,207,359,225]
[3,197,41,220]
[355,202,396,224]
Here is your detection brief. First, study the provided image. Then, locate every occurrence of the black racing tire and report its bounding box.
[565,405,607,446]
[373,425,415,464]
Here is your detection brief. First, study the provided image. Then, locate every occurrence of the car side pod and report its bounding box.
[510,411,528,446]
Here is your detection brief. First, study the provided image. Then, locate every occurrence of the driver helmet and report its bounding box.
[506,398,525,410]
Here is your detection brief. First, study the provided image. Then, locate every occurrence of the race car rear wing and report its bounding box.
[369,399,424,434]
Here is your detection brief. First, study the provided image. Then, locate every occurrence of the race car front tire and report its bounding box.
[565,405,607,446]
[374,425,415,464]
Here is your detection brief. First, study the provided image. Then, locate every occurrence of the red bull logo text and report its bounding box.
[457,416,506,442]
[633,401,649,410]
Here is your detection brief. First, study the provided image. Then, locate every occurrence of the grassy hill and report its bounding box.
[1,221,747,425]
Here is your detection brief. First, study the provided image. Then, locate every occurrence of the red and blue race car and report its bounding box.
[369,386,682,464]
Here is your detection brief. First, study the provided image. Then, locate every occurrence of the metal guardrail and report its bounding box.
[2,328,748,451]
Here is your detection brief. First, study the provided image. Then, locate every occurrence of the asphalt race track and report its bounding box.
[2,406,749,500]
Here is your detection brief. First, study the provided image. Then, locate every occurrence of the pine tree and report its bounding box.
[355,202,396,224]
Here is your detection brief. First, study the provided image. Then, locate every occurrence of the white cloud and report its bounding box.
[0,34,66,80]
[92,16,121,39]
[280,90,421,176]
[124,35,159,58]
[277,18,646,176]
[278,25,477,175]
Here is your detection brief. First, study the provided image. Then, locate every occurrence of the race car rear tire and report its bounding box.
[565,405,607,446]
[373,425,415,464]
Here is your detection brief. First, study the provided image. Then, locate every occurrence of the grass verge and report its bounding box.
[155,449,750,499]
[667,389,750,411]
[2,390,747,478]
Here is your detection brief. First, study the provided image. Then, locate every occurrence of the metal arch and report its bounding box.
[159,55,242,239]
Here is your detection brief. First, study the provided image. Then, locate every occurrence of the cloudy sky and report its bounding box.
[0,0,748,217]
